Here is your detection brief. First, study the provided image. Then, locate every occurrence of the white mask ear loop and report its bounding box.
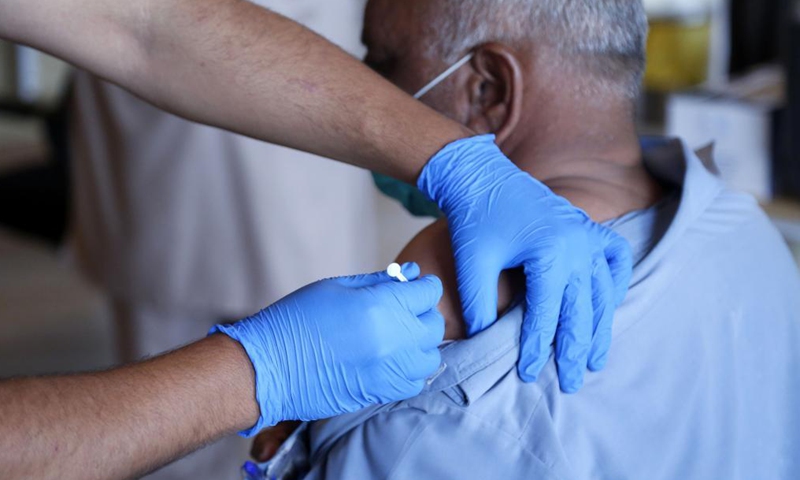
[413,52,475,100]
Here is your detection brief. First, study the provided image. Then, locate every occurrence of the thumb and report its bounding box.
[455,253,501,336]
[602,231,633,306]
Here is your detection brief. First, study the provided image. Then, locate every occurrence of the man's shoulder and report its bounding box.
[688,187,795,276]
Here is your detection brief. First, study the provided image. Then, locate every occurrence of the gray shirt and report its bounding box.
[303,138,800,480]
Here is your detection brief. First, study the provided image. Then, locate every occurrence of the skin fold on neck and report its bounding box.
[505,78,664,222]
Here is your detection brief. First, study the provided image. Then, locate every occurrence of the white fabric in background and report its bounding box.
[68,0,379,319]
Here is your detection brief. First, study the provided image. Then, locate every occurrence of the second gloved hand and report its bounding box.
[418,135,633,393]
[211,263,444,436]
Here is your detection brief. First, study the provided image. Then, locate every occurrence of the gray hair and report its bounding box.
[421,0,649,100]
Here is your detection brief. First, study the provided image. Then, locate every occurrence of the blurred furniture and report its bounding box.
[0,44,72,245]
[639,0,719,132]
[763,198,800,267]
[786,1,800,201]
[666,66,786,202]
[645,14,712,92]
[729,0,789,74]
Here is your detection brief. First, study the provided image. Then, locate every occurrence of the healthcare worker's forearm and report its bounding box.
[0,335,259,480]
[0,0,470,183]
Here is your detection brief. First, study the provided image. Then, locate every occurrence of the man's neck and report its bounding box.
[505,100,663,223]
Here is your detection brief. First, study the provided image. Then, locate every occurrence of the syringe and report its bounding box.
[386,263,409,282]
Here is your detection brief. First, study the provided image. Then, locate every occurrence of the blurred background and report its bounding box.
[0,0,799,418]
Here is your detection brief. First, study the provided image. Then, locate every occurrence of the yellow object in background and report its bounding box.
[645,17,711,92]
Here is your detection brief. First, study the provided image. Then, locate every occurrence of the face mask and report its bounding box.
[373,53,475,218]
[372,172,442,218]
[414,53,475,99]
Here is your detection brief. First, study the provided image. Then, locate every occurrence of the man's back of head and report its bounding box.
[419,0,648,102]
[364,0,648,103]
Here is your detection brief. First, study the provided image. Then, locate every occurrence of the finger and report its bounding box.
[454,252,502,336]
[602,230,633,306]
[518,262,567,382]
[274,420,303,435]
[249,422,302,462]
[380,347,435,398]
[588,259,615,371]
[388,302,444,353]
[399,262,422,281]
[555,274,594,394]
[385,274,444,315]
[417,309,446,351]
[250,430,283,462]
[251,436,281,462]
[338,263,422,288]
[404,348,443,382]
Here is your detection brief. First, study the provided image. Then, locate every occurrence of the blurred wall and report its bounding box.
[0,40,14,98]
[0,42,71,105]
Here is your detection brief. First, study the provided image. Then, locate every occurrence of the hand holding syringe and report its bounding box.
[387,263,447,384]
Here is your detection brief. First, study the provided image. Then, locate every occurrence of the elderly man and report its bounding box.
[255,0,800,478]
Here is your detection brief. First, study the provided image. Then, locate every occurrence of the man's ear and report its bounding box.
[464,43,523,144]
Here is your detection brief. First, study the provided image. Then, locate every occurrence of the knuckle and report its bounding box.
[525,302,561,327]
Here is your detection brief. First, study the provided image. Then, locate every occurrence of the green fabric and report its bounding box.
[372,172,442,219]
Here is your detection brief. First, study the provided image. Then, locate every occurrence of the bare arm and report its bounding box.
[0,335,259,480]
[0,0,469,183]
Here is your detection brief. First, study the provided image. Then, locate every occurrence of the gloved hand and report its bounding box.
[211,263,444,436]
[418,135,633,393]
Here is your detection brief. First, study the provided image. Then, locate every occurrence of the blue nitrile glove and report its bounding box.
[211,263,445,436]
[418,135,633,393]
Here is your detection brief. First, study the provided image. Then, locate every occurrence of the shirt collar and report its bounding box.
[631,137,725,286]
[423,306,524,404]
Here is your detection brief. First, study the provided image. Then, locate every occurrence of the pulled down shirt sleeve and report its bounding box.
[304,406,568,480]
